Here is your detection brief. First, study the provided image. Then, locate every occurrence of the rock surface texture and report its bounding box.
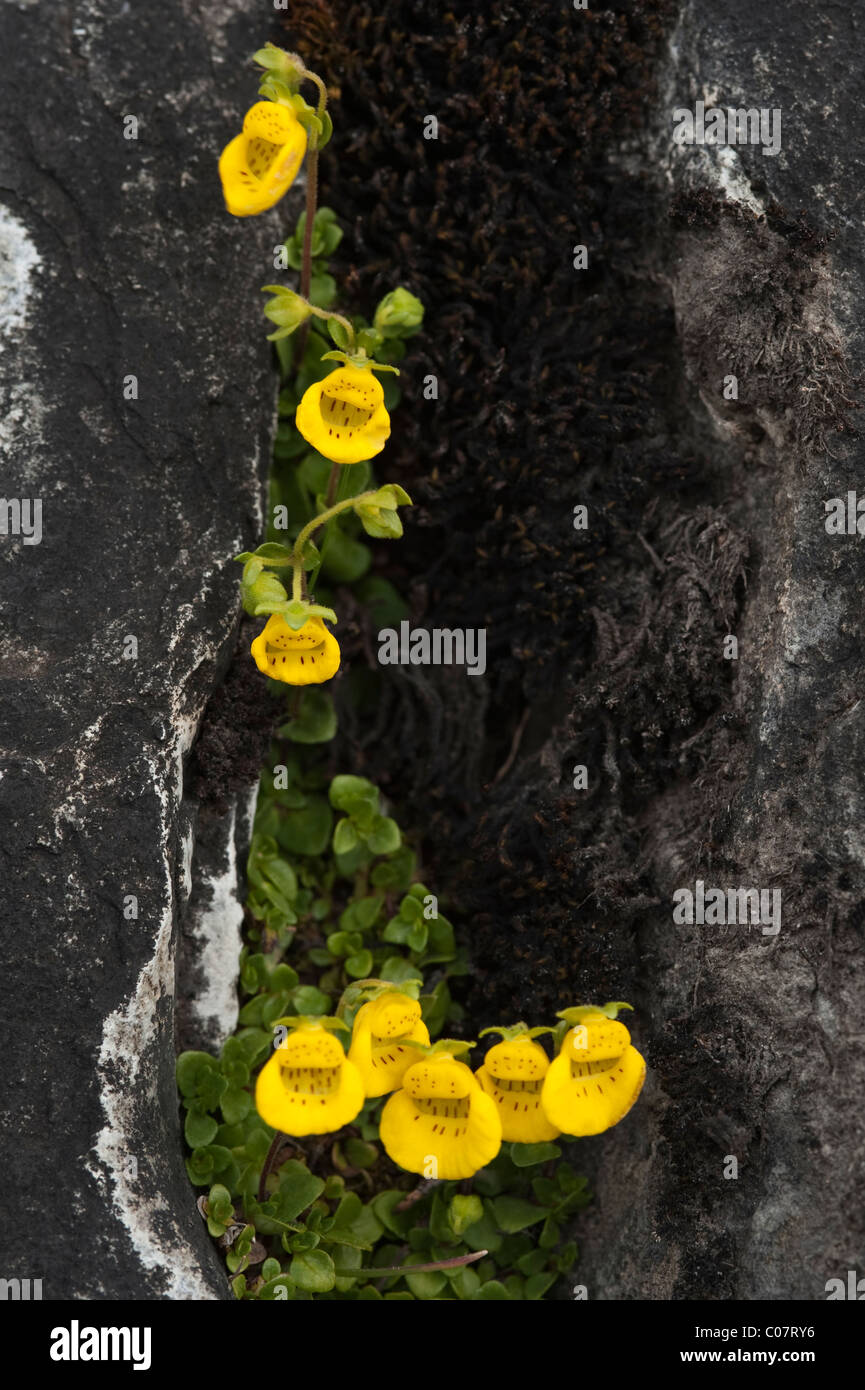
[0,1,283,1298]
[284,0,865,1299]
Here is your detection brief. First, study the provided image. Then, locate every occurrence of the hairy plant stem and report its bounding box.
[257,1132,301,1204]
[334,1249,488,1279]
[288,489,377,601]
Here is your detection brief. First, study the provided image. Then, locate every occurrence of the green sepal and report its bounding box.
[427,1038,475,1058]
[317,108,333,149]
[478,1023,556,1042]
[335,977,423,1019]
[262,286,312,340]
[556,1002,634,1023]
[271,1014,349,1033]
[288,92,323,139]
[264,598,337,629]
[235,541,294,566]
[241,560,288,616]
[319,349,400,376]
[327,317,353,350]
[252,44,305,88]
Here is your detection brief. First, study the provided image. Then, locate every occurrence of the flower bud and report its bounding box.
[373,287,424,339]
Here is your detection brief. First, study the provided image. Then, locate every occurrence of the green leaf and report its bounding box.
[404,1267,447,1299]
[279,689,337,744]
[327,317,352,350]
[366,816,401,856]
[333,817,359,855]
[289,1249,336,1293]
[474,1280,510,1300]
[272,1160,326,1222]
[491,1196,547,1234]
[448,1194,483,1237]
[329,775,378,811]
[343,1139,379,1170]
[309,271,337,310]
[557,1241,579,1272]
[516,1249,549,1277]
[372,1190,415,1238]
[176,1051,220,1099]
[340,895,384,932]
[333,1245,363,1292]
[510,1141,562,1168]
[354,575,410,627]
[538,1215,561,1249]
[292,985,331,1014]
[320,528,372,583]
[220,1088,252,1125]
[258,1275,296,1300]
[525,1271,557,1300]
[345,949,374,979]
[380,957,426,988]
[184,1109,218,1148]
[276,797,333,855]
[421,916,454,963]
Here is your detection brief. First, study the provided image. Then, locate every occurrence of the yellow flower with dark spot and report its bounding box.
[296,366,390,464]
[255,1023,364,1136]
[347,993,430,1098]
[476,1035,561,1143]
[379,1052,502,1179]
[219,101,307,217]
[541,1012,646,1137]
[251,613,339,685]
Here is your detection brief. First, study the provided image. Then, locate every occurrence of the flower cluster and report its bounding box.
[255,995,646,1180]
[221,46,422,691]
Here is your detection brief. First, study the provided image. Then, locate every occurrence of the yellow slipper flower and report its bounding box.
[295,366,391,465]
[250,613,340,685]
[541,1011,646,1137]
[219,101,307,217]
[476,1034,561,1143]
[379,1052,502,1180]
[255,1023,365,1137]
[347,993,430,1098]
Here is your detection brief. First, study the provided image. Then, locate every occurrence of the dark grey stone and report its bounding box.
[578,0,865,1300]
[0,1,286,1299]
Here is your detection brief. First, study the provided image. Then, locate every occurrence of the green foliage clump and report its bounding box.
[178,746,590,1300]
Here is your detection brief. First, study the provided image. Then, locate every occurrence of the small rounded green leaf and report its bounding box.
[289,1249,336,1292]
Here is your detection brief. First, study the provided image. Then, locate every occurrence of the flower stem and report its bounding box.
[326,462,341,508]
[257,1132,301,1204]
[334,1249,488,1280]
[288,489,376,604]
[299,141,318,303]
[291,491,376,566]
[395,1177,439,1211]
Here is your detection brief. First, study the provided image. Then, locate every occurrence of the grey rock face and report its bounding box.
[577,0,865,1300]
[0,1,283,1298]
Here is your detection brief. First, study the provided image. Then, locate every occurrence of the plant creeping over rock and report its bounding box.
[178,42,646,1301]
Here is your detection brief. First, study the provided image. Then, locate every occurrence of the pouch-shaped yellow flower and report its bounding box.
[295,366,391,464]
[379,1053,502,1180]
[541,1014,645,1137]
[251,613,340,685]
[347,993,430,1098]
[255,1024,365,1136]
[476,1035,561,1143]
[219,101,307,217]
